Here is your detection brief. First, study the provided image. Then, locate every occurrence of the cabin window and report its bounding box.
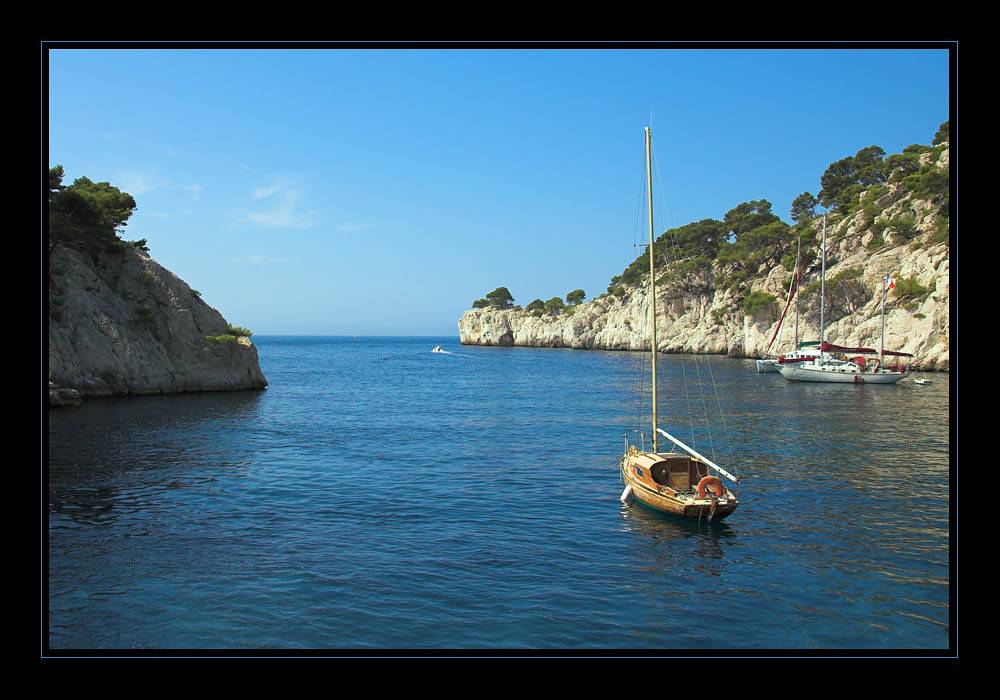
[634,466,644,478]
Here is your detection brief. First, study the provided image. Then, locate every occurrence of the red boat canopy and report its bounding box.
[820,341,913,357]
[878,348,914,357]
[821,341,877,354]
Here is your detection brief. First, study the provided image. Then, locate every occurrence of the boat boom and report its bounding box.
[656,428,739,483]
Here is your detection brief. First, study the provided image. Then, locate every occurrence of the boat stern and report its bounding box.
[620,450,739,520]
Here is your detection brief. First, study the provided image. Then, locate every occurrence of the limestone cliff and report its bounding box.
[47,243,268,405]
[459,153,950,371]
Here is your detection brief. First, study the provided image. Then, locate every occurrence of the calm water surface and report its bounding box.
[47,336,952,651]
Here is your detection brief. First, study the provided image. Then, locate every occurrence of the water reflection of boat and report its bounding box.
[619,502,736,559]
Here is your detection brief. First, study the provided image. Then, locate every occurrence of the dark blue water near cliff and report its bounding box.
[47,336,952,652]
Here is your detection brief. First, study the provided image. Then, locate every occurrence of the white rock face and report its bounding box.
[48,244,268,404]
[459,205,949,371]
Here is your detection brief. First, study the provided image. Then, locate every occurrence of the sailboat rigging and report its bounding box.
[756,220,847,373]
[777,218,913,384]
[756,234,805,373]
[619,127,740,521]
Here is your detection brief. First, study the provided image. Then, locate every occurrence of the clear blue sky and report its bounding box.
[46,45,952,336]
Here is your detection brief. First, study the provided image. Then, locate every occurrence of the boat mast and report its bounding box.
[880,275,886,368]
[819,212,826,365]
[794,233,800,350]
[646,126,658,453]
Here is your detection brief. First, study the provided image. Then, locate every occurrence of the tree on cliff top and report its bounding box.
[716,200,793,288]
[933,120,949,146]
[723,199,780,239]
[485,287,514,308]
[818,146,887,214]
[790,192,818,222]
[49,165,138,253]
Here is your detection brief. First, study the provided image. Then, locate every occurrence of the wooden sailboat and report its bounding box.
[619,127,740,521]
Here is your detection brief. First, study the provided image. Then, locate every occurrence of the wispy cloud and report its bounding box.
[116,170,203,198]
[252,180,288,200]
[116,172,165,195]
[231,177,320,229]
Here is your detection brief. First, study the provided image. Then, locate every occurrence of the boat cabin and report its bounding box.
[629,452,709,494]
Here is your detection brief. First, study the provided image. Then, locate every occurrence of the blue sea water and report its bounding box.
[46,336,952,652]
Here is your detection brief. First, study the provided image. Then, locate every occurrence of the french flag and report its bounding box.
[885,273,894,289]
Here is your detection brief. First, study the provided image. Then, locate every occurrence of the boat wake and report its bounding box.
[431,345,460,356]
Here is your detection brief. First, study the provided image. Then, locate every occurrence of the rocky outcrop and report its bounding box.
[459,176,950,371]
[48,243,268,405]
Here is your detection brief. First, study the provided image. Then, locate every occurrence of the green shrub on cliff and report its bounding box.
[743,290,777,317]
[929,217,949,245]
[893,277,931,302]
[206,325,253,344]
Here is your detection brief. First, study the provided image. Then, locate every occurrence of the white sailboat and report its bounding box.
[778,222,912,384]
[778,342,911,383]
[619,127,739,521]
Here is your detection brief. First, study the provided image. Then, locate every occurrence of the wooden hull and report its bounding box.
[620,454,738,521]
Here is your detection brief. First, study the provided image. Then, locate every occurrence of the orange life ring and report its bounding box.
[697,476,725,499]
